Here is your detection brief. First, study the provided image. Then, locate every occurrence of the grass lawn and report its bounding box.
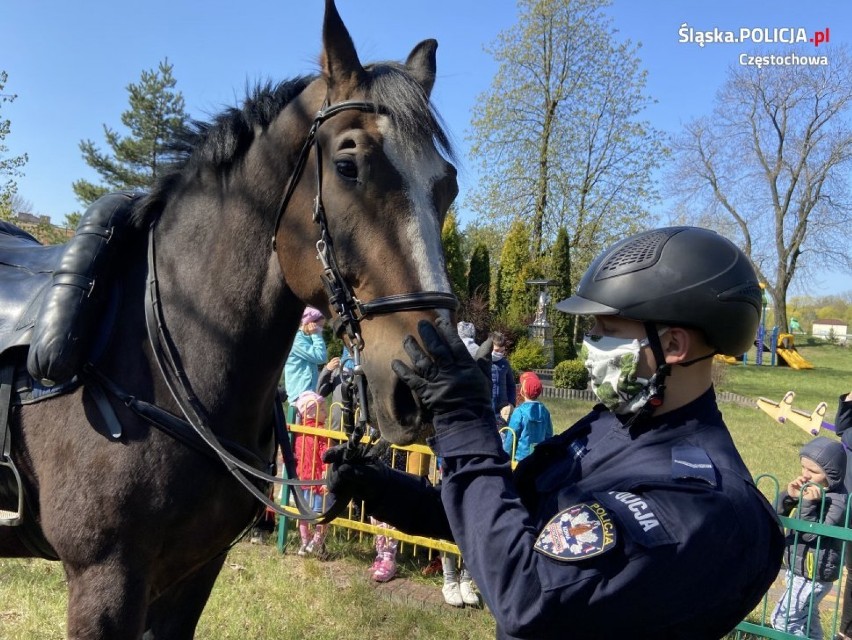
[0,341,849,638]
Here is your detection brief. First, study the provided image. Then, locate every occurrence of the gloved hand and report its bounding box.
[322,442,390,505]
[391,317,492,418]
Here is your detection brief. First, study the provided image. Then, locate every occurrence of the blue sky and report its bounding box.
[4,0,851,295]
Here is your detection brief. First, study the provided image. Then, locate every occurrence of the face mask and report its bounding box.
[492,350,505,362]
[581,334,654,415]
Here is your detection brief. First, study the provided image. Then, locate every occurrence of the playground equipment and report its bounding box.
[756,390,833,436]
[774,332,814,370]
[714,331,815,370]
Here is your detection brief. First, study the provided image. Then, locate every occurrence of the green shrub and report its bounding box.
[553,359,589,390]
[509,337,547,372]
[553,339,577,363]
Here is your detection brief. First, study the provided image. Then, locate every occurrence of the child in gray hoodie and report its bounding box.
[772,436,849,639]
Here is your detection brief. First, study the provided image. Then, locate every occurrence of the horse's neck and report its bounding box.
[151,196,298,437]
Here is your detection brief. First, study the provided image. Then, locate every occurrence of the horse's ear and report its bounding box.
[321,0,366,98]
[405,39,438,98]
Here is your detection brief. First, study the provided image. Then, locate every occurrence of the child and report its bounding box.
[441,552,479,607]
[369,517,398,582]
[772,436,848,639]
[283,307,328,423]
[490,332,516,426]
[503,371,552,461]
[292,390,330,558]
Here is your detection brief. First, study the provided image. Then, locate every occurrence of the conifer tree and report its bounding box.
[550,226,576,360]
[467,242,491,305]
[497,219,531,325]
[441,209,467,303]
[73,59,187,206]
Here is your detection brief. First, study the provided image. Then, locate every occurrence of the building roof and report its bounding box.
[813,319,847,326]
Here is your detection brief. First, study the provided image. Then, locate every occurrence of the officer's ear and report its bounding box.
[662,327,692,364]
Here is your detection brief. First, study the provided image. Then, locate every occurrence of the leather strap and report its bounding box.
[0,363,13,459]
[85,379,122,439]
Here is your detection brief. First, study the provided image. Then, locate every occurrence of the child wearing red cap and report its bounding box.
[503,372,553,461]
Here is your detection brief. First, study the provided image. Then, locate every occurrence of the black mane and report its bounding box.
[134,64,454,228]
[134,76,314,227]
[173,76,316,172]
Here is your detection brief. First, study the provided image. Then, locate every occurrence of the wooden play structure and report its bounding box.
[756,390,833,436]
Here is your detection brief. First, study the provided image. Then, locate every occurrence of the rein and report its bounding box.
[118,98,456,525]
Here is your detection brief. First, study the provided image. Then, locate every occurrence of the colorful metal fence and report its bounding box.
[276,413,852,639]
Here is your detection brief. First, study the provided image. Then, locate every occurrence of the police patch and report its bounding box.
[534,503,617,561]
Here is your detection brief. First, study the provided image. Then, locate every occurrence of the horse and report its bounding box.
[0,1,459,636]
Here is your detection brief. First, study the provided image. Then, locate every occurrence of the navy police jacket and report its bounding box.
[366,388,784,639]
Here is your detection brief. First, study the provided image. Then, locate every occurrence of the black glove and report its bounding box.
[322,442,390,505]
[391,317,492,418]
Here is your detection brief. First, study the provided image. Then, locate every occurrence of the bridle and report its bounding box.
[272,98,458,449]
[134,97,458,524]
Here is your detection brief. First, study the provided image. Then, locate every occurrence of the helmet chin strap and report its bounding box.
[627,323,716,428]
[624,322,671,428]
[643,322,670,409]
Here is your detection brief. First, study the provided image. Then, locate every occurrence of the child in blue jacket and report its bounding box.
[503,371,552,462]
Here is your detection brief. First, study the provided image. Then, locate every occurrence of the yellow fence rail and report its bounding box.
[275,421,462,557]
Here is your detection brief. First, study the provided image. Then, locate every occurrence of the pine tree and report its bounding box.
[0,70,28,220]
[467,242,490,305]
[441,209,467,303]
[550,226,576,360]
[73,59,187,206]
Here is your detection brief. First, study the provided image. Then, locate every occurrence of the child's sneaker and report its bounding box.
[442,581,464,607]
[459,580,480,606]
[372,553,397,582]
[297,542,309,557]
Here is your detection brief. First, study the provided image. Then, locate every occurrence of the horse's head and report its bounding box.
[273,0,459,445]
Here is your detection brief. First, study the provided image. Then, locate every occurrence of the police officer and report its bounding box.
[325,227,784,639]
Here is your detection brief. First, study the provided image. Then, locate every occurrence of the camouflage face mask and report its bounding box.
[581,334,653,415]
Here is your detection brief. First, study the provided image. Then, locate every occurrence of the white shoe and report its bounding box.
[459,580,480,606]
[442,581,464,607]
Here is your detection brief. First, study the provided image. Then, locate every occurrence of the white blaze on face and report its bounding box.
[378,117,453,320]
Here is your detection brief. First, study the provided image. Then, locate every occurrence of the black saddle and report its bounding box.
[0,191,142,384]
[0,222,65,355]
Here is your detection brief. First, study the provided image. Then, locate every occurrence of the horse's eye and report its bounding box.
[335,159,358,181]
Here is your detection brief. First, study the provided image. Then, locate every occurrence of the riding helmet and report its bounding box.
[555,226,762,356]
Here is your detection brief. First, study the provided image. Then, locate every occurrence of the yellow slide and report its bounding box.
[776,348,814,370]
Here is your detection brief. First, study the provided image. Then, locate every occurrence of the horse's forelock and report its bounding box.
[365,63,455,163]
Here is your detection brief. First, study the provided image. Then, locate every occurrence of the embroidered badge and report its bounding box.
[534,503,617,561]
